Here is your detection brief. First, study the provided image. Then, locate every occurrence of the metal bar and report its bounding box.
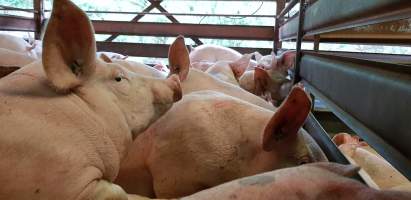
[151,0,203,45]
[280,0,411,40]
[313,35,319,51]
[300,52,411,180]
[278,0,298,19]
[105,1,158,42]
[304,112,366,183]
[313,51,411,65]
[33,0,43,40]
[304,113,351,164]
[93,21,275,41]
[292,0,305,84]
[274,0,286,54]
[96,42,272,58]
[42,9,276,18]
[0,15,35,31]
[0,5,35,13]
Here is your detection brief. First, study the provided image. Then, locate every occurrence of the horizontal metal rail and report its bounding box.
[44,10,277,18]
[96,42,272,58]
[300,52,411,180]
[278,0,298,19]
[280,0,411,40]
[0,5,35,13]
[309,51,411,65]
[93,21,275,40]
[0,15,35,31]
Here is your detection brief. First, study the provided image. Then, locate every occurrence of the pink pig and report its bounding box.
[115,86,327,198]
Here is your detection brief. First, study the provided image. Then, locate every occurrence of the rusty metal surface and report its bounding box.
[274,0,285,53]
[300,52,411,180]
[278,0,298,19]
[152,1,203,45]
[93,21,275,41]
[33,0,44,40]
[105,2,158,42]
[0,15,35,32]
[280,0,411,40]
[97,42,272,58]
[292,0,306,84]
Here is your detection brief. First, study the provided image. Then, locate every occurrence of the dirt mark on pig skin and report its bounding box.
[238,175,275,186]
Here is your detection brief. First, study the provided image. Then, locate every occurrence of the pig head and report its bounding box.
[116,86,327,198]
[0,0,181,199]
[240,51,296,106]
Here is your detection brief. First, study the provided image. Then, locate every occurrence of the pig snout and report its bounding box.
[166,74,182,102]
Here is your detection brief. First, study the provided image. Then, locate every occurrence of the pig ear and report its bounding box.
[42,0,96,91]
[262,86,312,151]
[274,51,296,71]
[229,54,251,79]
[254,67,270,96]
[168,35,190,81]
[308,162,360,177]
[99,53,113,63]
[332,133,352,146]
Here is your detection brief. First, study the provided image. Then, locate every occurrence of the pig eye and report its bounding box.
[115,76,122,82]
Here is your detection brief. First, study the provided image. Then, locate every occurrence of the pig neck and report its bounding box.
[31,63,129,178]
[183,69,275,111]
[74,82,132,171]
[116,127,155,197]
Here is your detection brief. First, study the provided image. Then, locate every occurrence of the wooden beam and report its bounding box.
[93,21,275,41]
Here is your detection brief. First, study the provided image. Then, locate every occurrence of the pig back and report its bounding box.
[0,64,119,200]
[182,69,276,111]
[146,91,274,197]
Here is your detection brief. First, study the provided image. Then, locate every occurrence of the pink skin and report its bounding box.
[168,36,276,111]
[0,48,36,77]
[115,86,327,198]
[182,162,411,200]
[189,44,257,72]
[0,33,40,59]
[205,54,252,86]
[332,133,410,190]
[0,1,182,199]
[97,51,128,61]
[239,51,296,106]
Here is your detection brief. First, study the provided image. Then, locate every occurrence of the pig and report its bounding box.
[332,133,410,190]
[205,54,252,86]
[168,36,275,111]
[115,86,328,198]
[97,51,128,61]
[0,0,181,200]
[0,48,37,78]
[189,44,257,71]
[191,61,214,72]
[0,33,40,59]
[182,162,411,200]
[239,51,296,106]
